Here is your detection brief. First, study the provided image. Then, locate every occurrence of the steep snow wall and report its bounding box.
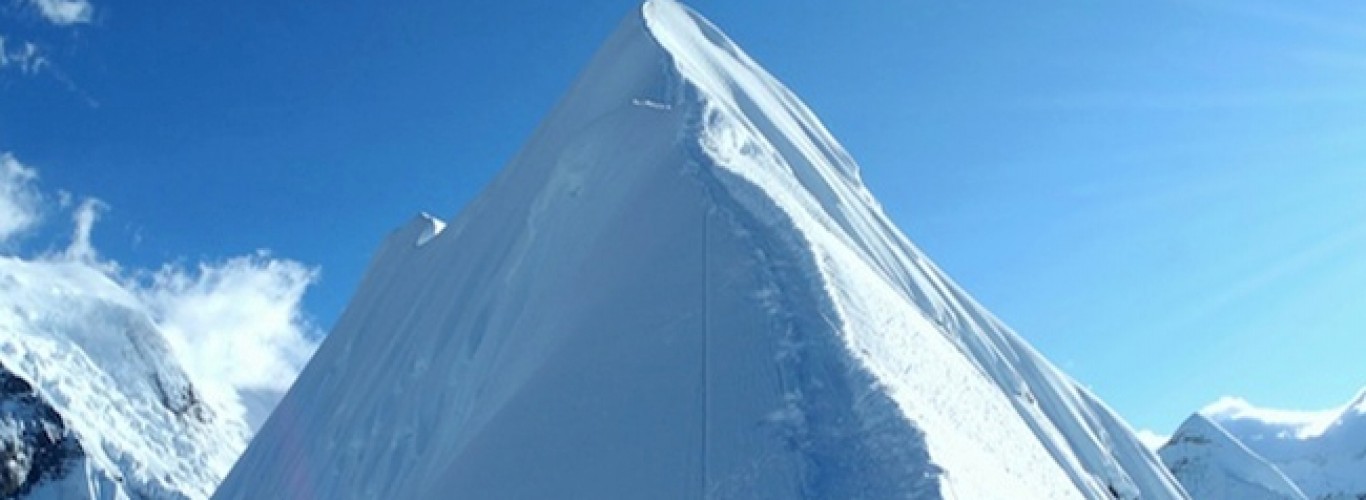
[215,2,1187,499]
[645,2,1185,498]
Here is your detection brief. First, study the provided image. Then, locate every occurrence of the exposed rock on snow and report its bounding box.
[0,366,82,498]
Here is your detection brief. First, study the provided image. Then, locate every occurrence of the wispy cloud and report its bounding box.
[63,196,106,261]
[2,3,100,106]
[120,228,321,433]
[136,252,320,430]
[0,153,44,244]
[30,0,94,26]
[0,36,49,75]
[1200,396,1344,439]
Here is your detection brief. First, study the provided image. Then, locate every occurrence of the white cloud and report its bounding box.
[135,253,321,430]
[31,0,93,26]
[0,150,322,431]
[137,253,320,396]
[1135,429,1170,451]
[0,153,43,244]
[64,196,105,261]
[0,37,49,75]
[3,15,96,106]
[1200,396,1343,439]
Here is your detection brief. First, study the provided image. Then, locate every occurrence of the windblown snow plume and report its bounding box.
[0,152,320,498]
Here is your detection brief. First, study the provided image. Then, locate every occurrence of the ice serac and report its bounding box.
[1158,414,1308,500]
[214,1,1187,498]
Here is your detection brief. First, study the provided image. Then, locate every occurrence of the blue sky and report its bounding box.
[2,0,1363,436]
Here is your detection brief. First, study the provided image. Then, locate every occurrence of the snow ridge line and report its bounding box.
[667,69,941,496]
[641,2,1186,498]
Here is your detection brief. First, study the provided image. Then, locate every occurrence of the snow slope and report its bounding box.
[1158,414,1308,500]
[215,1,1187,498]
[1169,391,1366,500]
[0,257,251,499]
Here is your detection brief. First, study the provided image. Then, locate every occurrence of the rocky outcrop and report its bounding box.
[0,365,82,497]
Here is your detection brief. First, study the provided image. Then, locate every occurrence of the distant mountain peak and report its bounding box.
[1160,413,1307,500]
[1171,414,1229,446]
[1163,389,1366,500]
[0,258,250,498]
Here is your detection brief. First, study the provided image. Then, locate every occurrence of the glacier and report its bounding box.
[215,1,1187,498]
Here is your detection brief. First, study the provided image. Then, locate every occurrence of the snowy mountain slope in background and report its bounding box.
[1166,390,1366,500]
[1158,414,1307,500]
[0,257,250,499]
[215,1,1187,498]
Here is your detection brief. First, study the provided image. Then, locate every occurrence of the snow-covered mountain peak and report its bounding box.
[0,257,251,498]
[0,146,320,498]
[642,3,1185,495]
[215,3,1186,499]
[1170,414,1231,446]
[1312,387,1366,470]
[1162,390,1366,500]
[1159,414,1307,500]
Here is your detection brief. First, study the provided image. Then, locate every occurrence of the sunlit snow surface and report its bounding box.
[216,2,1187,498]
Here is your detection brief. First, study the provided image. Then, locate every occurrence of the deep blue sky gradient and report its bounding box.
[3,0,1363,435]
